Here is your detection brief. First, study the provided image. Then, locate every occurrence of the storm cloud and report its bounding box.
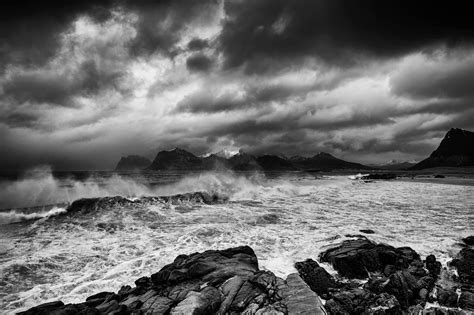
[1,0,474,170]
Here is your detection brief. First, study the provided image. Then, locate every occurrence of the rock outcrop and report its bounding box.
[64,192,227,216]
[412,128,474,169]
[319,238,420,279]
[115,155,151,171]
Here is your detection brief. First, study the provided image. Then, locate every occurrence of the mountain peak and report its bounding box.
[412,128,474,169]
[115,155,151,171]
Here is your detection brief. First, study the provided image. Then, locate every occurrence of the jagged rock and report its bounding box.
[170,286,222,314]
[437,287,459,307]
[319,238,420,279]
[294,259,338,298]
[325,288,401,315]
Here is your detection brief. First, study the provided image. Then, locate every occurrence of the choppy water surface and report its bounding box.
[0,170,473,313]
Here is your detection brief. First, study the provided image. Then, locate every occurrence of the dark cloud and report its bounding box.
[0,0,113,70]
[127,0,219,57]
[219,0,474,72]
[2,61,123,106]
[187,38,209,51]
[186,54,213,72]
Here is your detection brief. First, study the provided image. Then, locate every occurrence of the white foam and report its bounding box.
[0,207,67,225]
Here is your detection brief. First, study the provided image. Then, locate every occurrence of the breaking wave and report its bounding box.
[0,206,67,225]
[0,166,312,211]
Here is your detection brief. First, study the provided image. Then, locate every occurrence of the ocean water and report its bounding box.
[0,168,473,313]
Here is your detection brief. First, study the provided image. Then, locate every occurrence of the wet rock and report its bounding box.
[294,258,338,298]
[19,303,101,315]
[450,248,474,291]
[463,236,474,246]
[325,288,401,315]
[280,273,326,315]
[459,291,474,311]
[17,301,65,315]
[170,286,222,315]
[437,287,459,307]
[65,192,227,217]
[151,246,258,288]
[86,291,115,301]
[426,254,442,278]
[319,238,420,279]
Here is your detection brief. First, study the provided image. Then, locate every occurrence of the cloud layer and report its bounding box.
[1,0,474,170]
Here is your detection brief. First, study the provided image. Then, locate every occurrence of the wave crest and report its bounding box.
[0,207,67,225]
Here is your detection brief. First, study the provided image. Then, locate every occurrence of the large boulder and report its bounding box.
[319,238,420,279]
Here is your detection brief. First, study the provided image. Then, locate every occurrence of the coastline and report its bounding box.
[18,237,474,315]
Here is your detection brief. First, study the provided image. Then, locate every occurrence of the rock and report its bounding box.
[294,258,338,298]
[17,301,65,315]
[151,246,258,287]
[325,288,401,315]
[425,254,442,278]
[319,238,420,279]
[140,295,174,314]
[437,287,459,307]
[462,236,474,246]
[459,291,474,311]
[361,173,397,180]
[115,155,151,171]
[170,286,222,314]
[19,303,101,315]
[434,174,446,178]
[280,273,326,315]
[450,248,474,290]
[411,128,474,169]
[86,291,115,301]
[359,229,376,234]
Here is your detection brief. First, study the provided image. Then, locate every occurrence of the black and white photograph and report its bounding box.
[1,0,473,314]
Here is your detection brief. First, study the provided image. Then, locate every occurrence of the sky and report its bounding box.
[1,0,474,170]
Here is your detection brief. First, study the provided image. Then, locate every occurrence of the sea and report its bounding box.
[0,167,473,313]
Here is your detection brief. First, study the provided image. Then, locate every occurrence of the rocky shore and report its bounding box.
[19,237,473,314]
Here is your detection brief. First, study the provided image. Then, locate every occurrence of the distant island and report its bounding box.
[115,128,474,172]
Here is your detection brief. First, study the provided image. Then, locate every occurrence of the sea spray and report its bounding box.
[0,166,310,210]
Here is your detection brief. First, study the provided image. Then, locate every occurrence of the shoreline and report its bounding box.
[19,237,474,315]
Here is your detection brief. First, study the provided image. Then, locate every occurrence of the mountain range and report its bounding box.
[115,149,372,172]
[115,128,474,171]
